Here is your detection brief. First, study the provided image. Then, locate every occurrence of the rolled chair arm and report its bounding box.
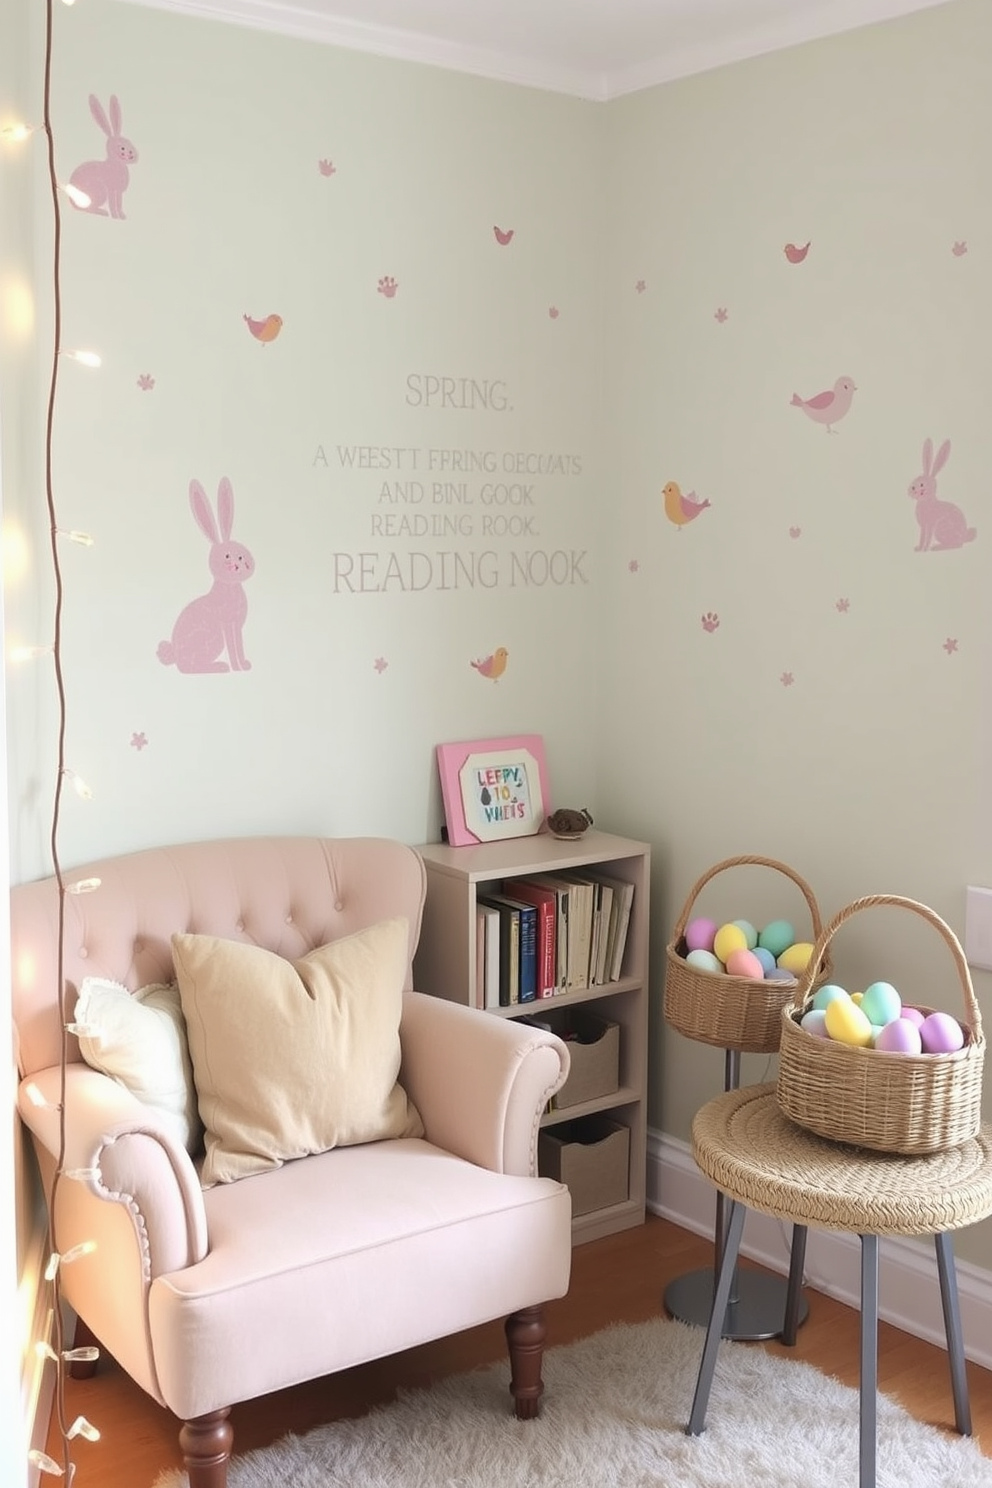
[399,991,570,1177]
[18,1063,208,1277]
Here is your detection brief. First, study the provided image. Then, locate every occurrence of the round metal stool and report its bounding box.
[685,1085,992,1488]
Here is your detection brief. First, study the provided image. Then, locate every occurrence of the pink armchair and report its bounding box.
[12,836,572,1488]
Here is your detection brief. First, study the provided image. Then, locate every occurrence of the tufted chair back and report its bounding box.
[11,835,425,1080]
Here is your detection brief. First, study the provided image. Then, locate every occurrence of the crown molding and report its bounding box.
[606,0,958,97]
[114,0,610,100]
[115,0,957,101]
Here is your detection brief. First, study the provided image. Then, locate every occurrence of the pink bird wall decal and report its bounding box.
[784,241,810,263]
[470,647,508,681]
[791,376,857,433]
[493,226,514,246]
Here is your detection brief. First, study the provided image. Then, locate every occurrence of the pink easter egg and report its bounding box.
[900,1006,926,1029]
[874,1018,923,1055]
[725,947,765,980]
[685,917,718,954]
[920,1011,965,1054]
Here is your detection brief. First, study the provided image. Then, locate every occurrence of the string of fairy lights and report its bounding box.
[7,0,105,1476]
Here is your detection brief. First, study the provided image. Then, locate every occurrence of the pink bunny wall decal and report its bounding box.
[157,478,254,674]
[908,438,977,551]
[69,94,137,219]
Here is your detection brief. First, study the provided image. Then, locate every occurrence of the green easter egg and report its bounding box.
[758,919,794,959]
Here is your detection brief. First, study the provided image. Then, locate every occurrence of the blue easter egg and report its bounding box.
[758,919,794,958]
[752,947,777,975]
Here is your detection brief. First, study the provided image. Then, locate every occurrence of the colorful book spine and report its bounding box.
[504,880,556,999]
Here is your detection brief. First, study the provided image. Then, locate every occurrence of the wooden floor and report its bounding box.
[47,1214,992,1487]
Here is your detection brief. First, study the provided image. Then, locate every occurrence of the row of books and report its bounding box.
[474,871,635,1009]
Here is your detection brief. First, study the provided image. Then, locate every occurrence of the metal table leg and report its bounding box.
[859,1235,879,1488]
[934,1231,972,1436]
[665,1050,809,1342]
[687,1199,747,1435]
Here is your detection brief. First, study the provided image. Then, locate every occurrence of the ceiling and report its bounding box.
[143,0,954,99]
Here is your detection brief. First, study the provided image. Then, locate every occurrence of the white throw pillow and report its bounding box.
[74,978,202,1153]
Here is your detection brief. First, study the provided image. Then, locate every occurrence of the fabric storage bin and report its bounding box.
[553,1014,620,1109]
[539,1116,630,1216]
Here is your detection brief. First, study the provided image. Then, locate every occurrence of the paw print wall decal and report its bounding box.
[377,276,398,298]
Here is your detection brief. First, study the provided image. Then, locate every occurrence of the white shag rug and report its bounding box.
[154,1317,992,1488]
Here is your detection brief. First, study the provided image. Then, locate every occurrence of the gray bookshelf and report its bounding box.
[414,829,650,1245]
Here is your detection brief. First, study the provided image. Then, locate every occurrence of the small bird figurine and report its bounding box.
[791,376,857,433]
[662,481,711,530]
[470,646,508,681]
[784,241,811,263]
[243,312,283,345]
[493,226,514,246]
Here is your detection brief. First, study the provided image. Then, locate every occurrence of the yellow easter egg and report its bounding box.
[824,997,873,1047]
[851,991,864,1006]
[776,941,814,975]
[713,922,748,965]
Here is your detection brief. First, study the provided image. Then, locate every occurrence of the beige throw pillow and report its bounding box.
[171,917,423,1186]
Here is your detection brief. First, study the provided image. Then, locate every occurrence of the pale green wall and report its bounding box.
[4,0,606,881]
[601,0,992,1268]
[4,0,990,1289]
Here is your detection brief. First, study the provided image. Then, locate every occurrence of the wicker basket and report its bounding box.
[664,855,833,1054]
[776,894,985,1156]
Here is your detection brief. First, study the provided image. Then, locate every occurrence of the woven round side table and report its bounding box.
[685,1084,992,1488]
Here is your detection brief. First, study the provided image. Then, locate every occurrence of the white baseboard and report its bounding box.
[647,1128,992,1372]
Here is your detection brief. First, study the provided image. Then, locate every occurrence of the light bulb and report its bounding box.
[24,1083,61,1111]
[8,643,54,662]
[60,348,101,368]
[61,181,89,207]
[1,122,36,142]
[67,1418,100,1442]
[35,1340,59,1363]
[57,528,95,547]
[66,876,101,895]
[63,1167,101,1182]
[62,768,93,800]
[65,1021,100,1038]
[28,1449,64,1475]
[62,1240,97,1264]
[63,1346,99,1364]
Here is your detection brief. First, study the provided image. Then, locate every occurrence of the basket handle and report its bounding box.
[672,855,826,943]
[791,893,982,1038]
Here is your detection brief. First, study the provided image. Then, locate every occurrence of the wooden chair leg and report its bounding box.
[179,1408,233,1488]
[505,1305,546,1420]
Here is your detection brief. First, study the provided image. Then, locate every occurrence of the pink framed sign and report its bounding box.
[436,735,550,847]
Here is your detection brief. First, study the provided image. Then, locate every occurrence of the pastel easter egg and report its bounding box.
[685,948,724,975]
[766,966,798,983]
[874,1018,923,1055]
[812,983,849,1012]
[824,996,873,1047]
[725,947,765,980]
[752,947,777,975]
[777,942,814,976]
[800,1009,830,1038]
[731,919,758,950]
[758,919,795,958]
[685,917,718,954]
[861,981,901,1028]
[920,1012,965,1054]
[851,992,864,1005]
[713,922,748,964]
[901,1006,926,1029]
